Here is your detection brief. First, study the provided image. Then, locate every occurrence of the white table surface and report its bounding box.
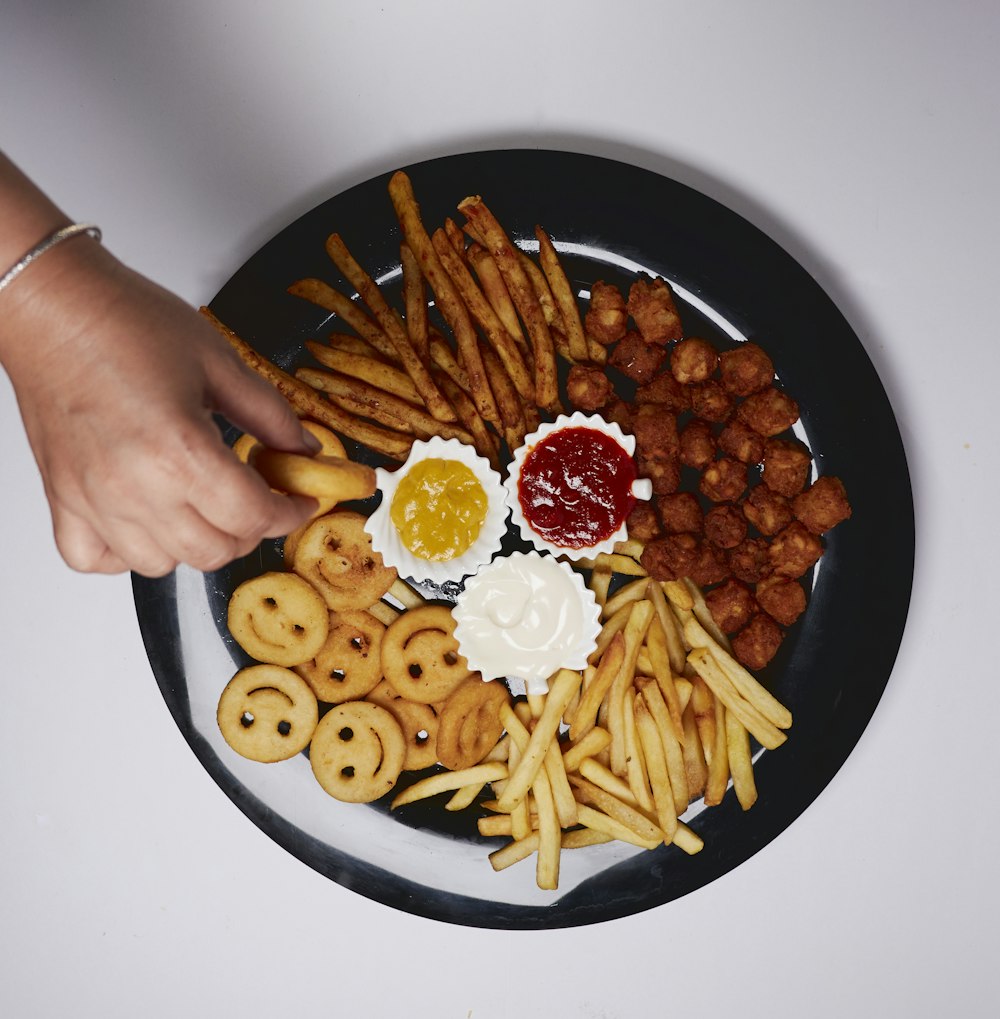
[2,2,997,1016]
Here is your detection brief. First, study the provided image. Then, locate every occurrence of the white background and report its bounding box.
[2,2,997,1016]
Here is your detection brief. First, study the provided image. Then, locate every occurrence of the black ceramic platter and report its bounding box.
[133,150,914,929]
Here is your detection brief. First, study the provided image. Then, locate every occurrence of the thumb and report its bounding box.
[207,348,320,454]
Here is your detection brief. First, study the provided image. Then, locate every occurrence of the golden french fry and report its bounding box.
[489,833,540,872]
[400,242,429,359]
[389,172,500,426]
[663,580,694,611]
[432,227,534,402]
[645,615,684,742]
[325,233,455,423]
[543,739,578,828]
[681,701,708,802]
[575,805,662,850]
[446,783,486,811]
[561,726,611,774]
[726,708,758,810]
[536,226,588,361]
[623,692,655,813]
[672,822,705,856]
[589,561,613,608]
[589,603,632,663]
[506,738,532,841]
[689,674,717,766]
[497,670,582,812]
[640,679,689,817]
[561,828,614,850]
[578,757,638,808]
[704,692,730,807]
[202,307,412,461]
[568,631,625,741]
[602,577,650,619]
[635,696,678,842]
[648,575,689,675]
[683,577,732,653]
[573,553,647,577]
[388,577,424,609]
[390,762,508,809]
[683,616,792,730]
[569,776,663,845]
[686,647,787,751]
[366,600,401,626]
[608,601,654,776]
[458,195,559,411]
[478,814,514,837]
[305,341,422,403]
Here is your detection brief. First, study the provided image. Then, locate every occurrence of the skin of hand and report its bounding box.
[1,223,322,578]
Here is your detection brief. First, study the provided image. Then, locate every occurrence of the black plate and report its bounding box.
[133,150,913,929]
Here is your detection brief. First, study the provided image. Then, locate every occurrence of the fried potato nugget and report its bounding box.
[436,677,510,771]
[292,511,396,612]
[227,571,330,667]
[366,679,442,771]
[294,609,385,703]
[310,701,406,803]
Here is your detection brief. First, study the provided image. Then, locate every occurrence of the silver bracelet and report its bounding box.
[0,222,102,294]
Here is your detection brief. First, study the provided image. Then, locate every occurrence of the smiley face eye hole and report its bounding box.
[329,669,346,683]
[443,651,458,666]
[338,727,354,742]
[263,597,277,609]
[408,663,422,679]
[340,766,355,778]
[292,624,304,634]
[240,711,255,728]
[416,729,429,745]
[350,636,365,651]
[277,720,291,736]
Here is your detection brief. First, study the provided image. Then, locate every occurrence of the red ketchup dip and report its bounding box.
[517,426,637,549]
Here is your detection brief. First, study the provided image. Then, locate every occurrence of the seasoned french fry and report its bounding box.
[458,196,559,411]
[390,762,507,809]
[536,225,588,361]
[726,708,758,810]
[327,331,398,362]
[444,217,466,259]
[467,243,527,349]
[518,250,563,330]
[479,342,526,450]
[428,334,472,392]
[325,233,455,423]
[287,278,399,361]
[400,241,429,359]
[388,173,500,426]
[435,371,500,468]
[296,367,474,444]
[432,227,534,402]
[202,307,412,460]
[305,341,421,403]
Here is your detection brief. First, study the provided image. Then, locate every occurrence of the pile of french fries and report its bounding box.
[390,571,792,892]
[207,170,610,470]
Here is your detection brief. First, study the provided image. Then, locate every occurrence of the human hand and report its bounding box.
[1,238,320,576]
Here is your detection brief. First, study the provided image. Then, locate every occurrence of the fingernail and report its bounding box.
[301,427,322,453]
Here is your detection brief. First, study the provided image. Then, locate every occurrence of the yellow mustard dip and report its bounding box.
[390,458,488,561]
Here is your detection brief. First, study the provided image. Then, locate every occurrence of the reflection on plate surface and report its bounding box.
[133,150,913,929]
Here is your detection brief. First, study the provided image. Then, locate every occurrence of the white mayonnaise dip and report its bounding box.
[452,552,601,693]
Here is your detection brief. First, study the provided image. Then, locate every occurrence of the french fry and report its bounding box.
[568,631,625,741]
[726,708,758,810]
[446,782,487,811]
[458,196,559,411]
[608,601,654,776]
[686,647,787,751]
[663,579,694,611]
[635,696,678,842]
[400,242,429,359]
[518,250,563,330]
[305,341,421,404]
[444,217,466,259]
[588,560,613,608]
[689,674,717,765]
[432,227,534,402]
[578,757,638,808]
[366,600,401,625]
[623,692,655,813]
[479,343,527,450]
[589,603,631,662]
[390,762,508,809]
[681,701,708,802]
[603,577,651,620]
[561,726,611,774]
[505,739,532,841]
[569,776,663,845]
[613,538,645,560]
[435,371,500,468]
[536,226,588,361]
[648,579,689,675]
[640,679,689,818]
[478,814,514,837]
[325,233,455,423]
[389,577,425,609]
[673,822,705,856]
[682,577,732,653]
[703,692,730,807]
[296,367,474,444]
[573,552,647,577]
[497,670,582,813]
[201,307,412,460]
[389,172,500,426]
[489,833,540,872]
[287,278,399,361]
[682,616,792,731]
[327,331,398,362]
[645,615,684,742]
[561,828,614,850]
[467,243,526,349]
[428,334,472,392]
[575,805,662,851]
